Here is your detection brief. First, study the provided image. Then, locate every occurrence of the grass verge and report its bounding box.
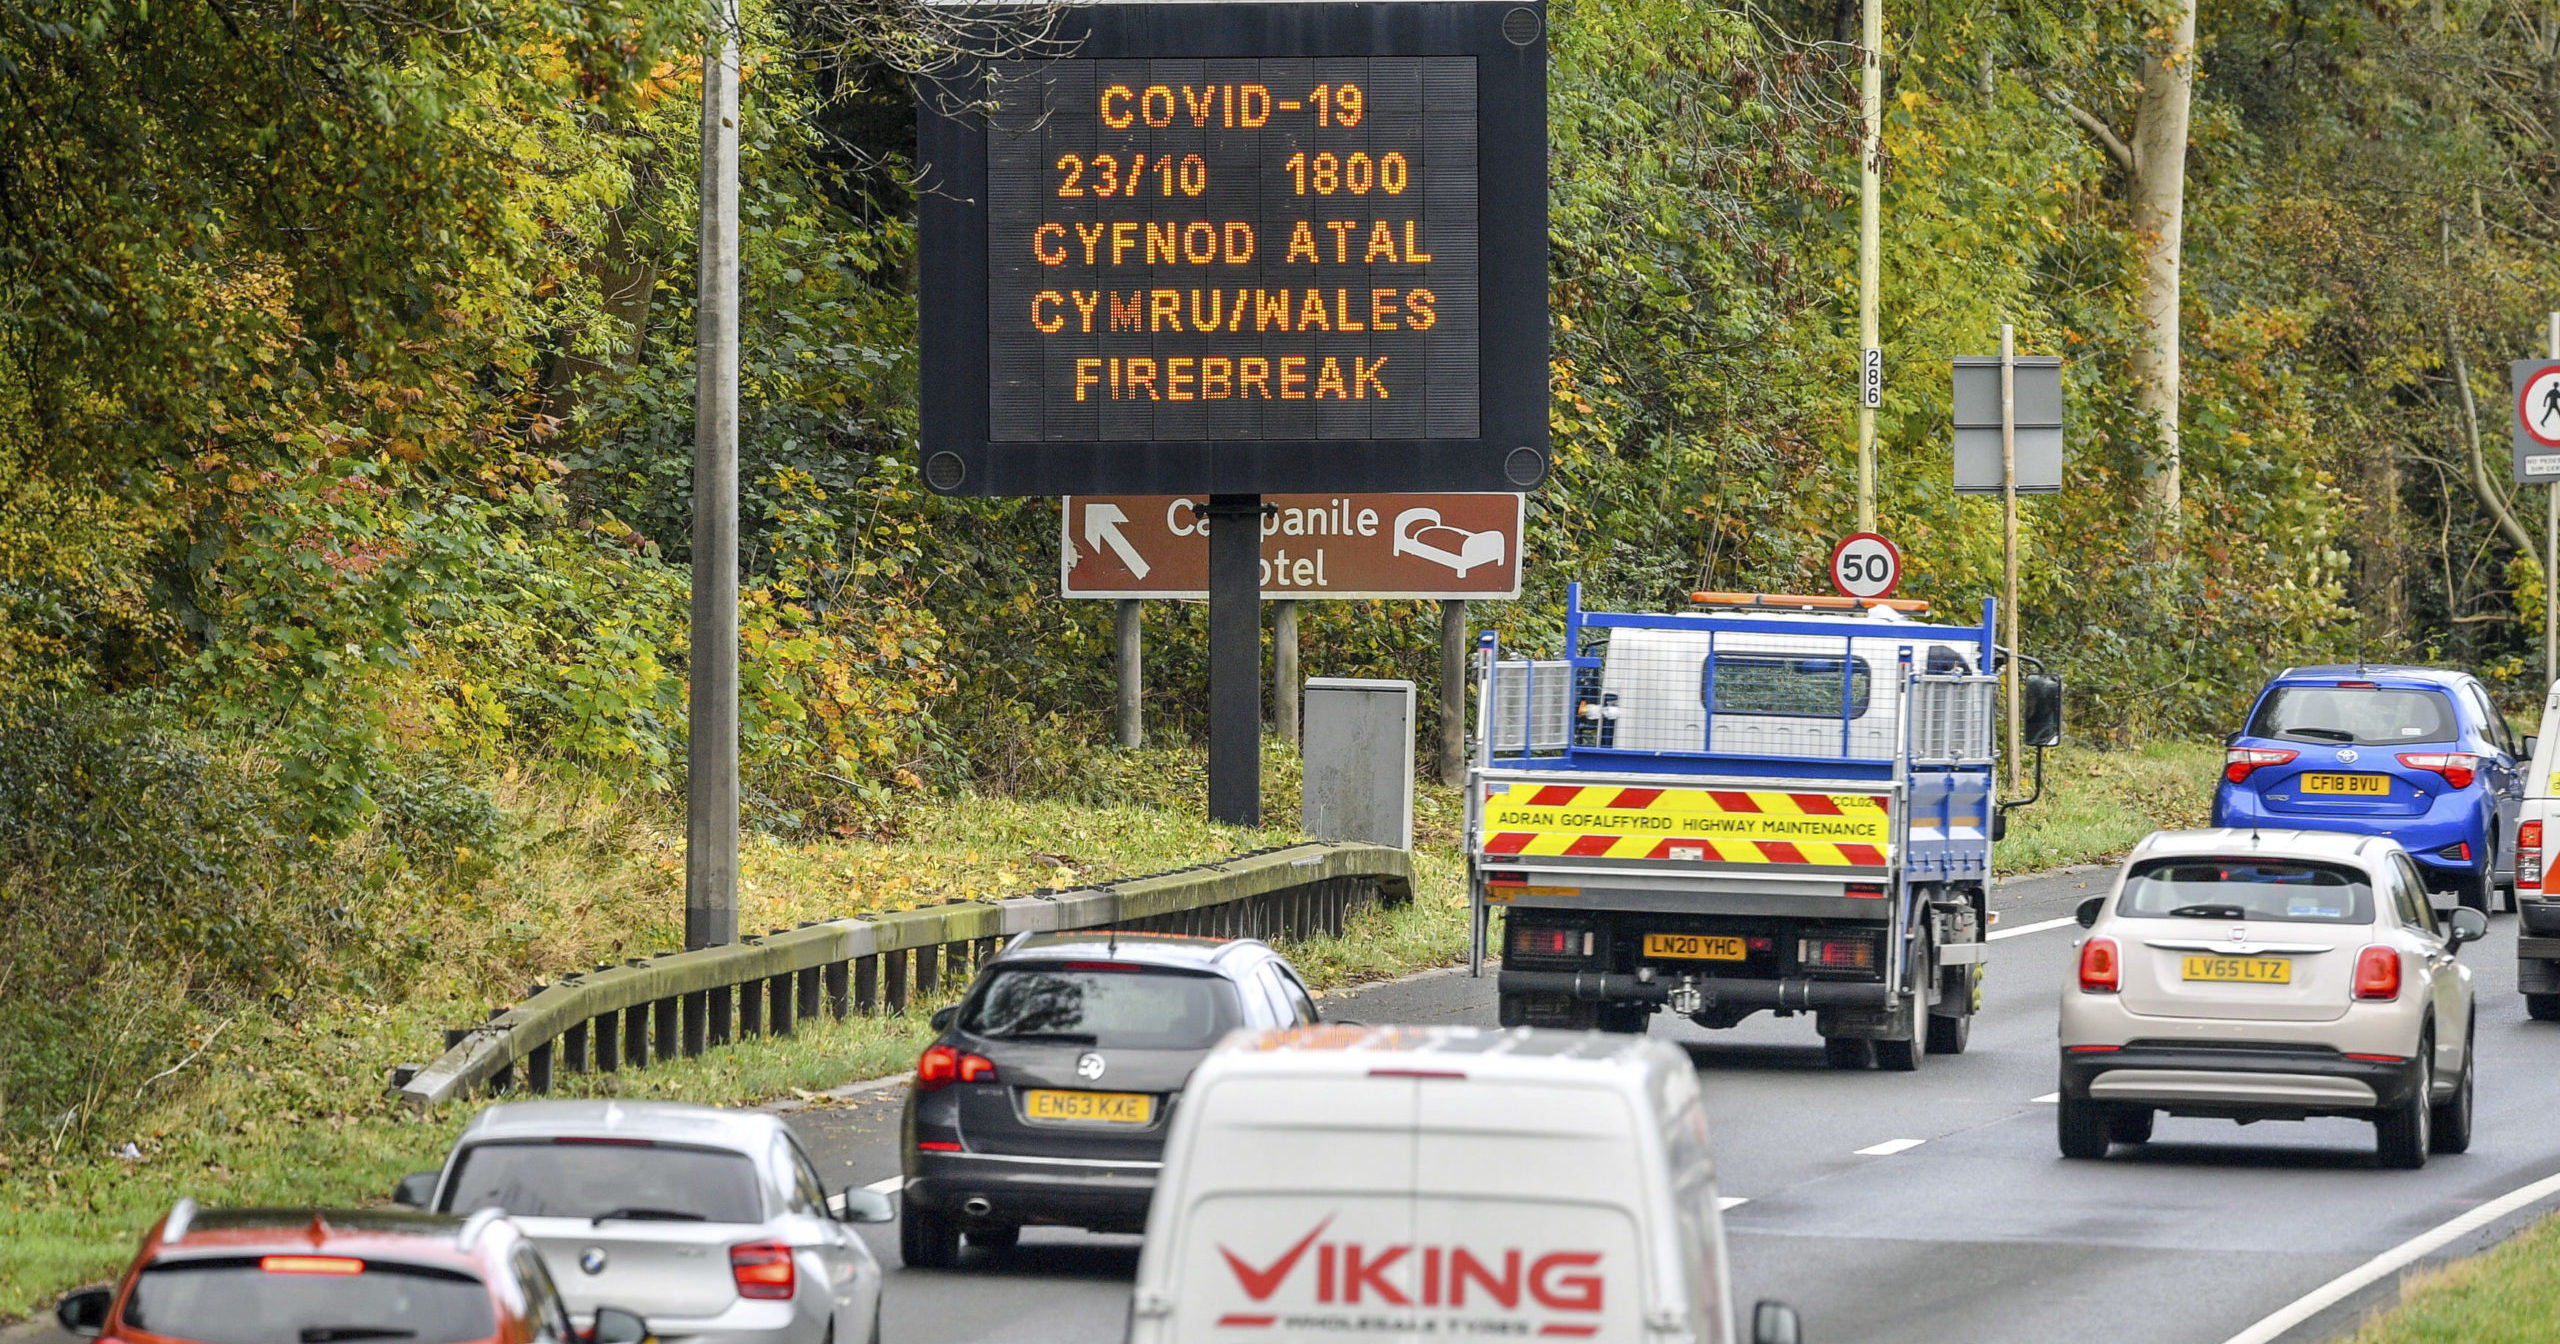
[2346,1210,2560,1343]
[1997,740,2221,874]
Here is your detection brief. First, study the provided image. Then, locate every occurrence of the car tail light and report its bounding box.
[914,1044,996,1092]
[2354,945,2401,1001]
[2523,821,2544,891]
[2078,937,2120,993]
[260,1256,364,1275]
[730,1242,796,1300]
[2225,747,2299,784]
[2439,842,2473,864]
[2398,752,2477,790]
[1797,937,1875,970]
[1510,925,1589,958]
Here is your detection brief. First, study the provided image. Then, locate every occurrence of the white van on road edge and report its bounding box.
[1125,1025,1802,1344]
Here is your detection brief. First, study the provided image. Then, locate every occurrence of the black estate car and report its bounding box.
[896,930,1322,1268]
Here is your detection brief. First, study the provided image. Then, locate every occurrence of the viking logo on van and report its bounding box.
[1217,1217,1606,1319]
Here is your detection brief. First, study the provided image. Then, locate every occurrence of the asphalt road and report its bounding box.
[782,868,2560,1344]
[18,869,2560,1344]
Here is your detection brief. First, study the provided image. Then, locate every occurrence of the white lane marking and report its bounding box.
[2217,1167,2560,1344]
[1716,1196,1749,1211]
[2031,1093,2060,1104]
[1989,915,2080,941]
[1855,1138,1925,1156]
[865,1176,904,1194]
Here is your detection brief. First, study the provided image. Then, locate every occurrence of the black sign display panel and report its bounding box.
[918,3,1546,497]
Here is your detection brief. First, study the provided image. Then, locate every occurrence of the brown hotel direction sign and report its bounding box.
[916,2,1548,498]
[1061,493,1523,599]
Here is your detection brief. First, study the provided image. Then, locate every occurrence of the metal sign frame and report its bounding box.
[916,1,1549,498]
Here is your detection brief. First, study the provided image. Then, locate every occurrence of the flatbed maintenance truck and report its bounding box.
[1466,585,2058,1069]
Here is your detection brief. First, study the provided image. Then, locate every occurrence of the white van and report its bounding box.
[1125,1025,1801,1344]
[2516,681,2560,1018]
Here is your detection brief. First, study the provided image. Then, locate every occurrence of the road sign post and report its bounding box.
[1207,495,1263,824]
[687,0,742,951]
[2520,315,2560,684]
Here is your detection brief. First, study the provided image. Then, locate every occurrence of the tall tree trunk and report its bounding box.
[2445,319,2539,558]
[2127,0,2196,530]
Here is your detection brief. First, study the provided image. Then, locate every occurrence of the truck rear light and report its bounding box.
[1510,925,1590,958]
[1797,938,1874,970]
[2522,821,2543,890]
[2224,747,2298,784]
[2354,946,2401,1001]
[914,1045,997,1092]
[2397,752,2477,790]
[2078,937,2120,993]
[1844,883,1886,899]
[730,1242,796,1300]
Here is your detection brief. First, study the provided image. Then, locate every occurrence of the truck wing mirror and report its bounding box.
[2525,735,2539,761]
[2023,673,2064,748]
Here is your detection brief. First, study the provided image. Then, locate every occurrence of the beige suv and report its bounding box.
[2058,829,2488,1169]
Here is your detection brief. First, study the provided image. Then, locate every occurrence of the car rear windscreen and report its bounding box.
[961,966,1241,1049]
[123,1258,495,1344]
[439,1140,763,1222]
[2118,859,2375,924]
[2246,686,2454,746]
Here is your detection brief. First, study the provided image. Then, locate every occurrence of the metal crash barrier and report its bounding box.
[398,841,1413,1110]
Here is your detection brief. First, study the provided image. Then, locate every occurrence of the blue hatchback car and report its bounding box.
[2214,666,2530,911]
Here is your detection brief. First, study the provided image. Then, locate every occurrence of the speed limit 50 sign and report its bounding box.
[1830,532,1902,600]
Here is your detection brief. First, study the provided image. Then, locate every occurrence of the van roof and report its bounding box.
[1208,1024,1692,1088]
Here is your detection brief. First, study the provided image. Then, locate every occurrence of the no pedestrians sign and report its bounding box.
[2513,360,2560,484]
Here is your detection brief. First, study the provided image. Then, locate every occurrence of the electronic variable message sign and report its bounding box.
[918,3,1547,497]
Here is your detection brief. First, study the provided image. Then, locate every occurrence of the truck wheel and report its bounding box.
[1822,1036,1873,1069]
[1925,1011,1971,1055]
[2056,1095,2111,1159]
[2528,993,2560,1022]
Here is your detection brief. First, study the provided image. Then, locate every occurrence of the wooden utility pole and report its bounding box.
[686,0,741,950]
[1856,0,1882,533]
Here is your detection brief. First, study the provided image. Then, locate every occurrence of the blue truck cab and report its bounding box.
[1466,585,2036,1071]
[2213,666,2527,912]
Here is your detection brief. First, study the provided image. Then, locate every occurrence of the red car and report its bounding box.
[53,1199,654,1344]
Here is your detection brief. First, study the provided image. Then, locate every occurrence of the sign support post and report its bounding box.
[1115,599,1143,750]
[1208,495,1264,826]
[2001,322,2022,796]
[1274,601,1300,745]
[686,0,741,951]
[1439,600,1469,785]
[2548,311,2557,687]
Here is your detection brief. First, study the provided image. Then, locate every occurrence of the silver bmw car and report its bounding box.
[396,1100,889,1343]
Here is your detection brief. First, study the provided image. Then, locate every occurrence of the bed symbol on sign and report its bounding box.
[1392,508,1507,577]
